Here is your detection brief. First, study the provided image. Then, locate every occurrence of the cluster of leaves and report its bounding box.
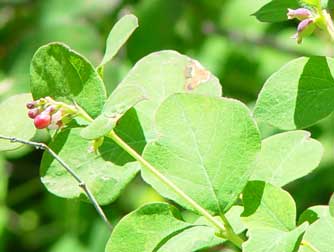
[0,0,334,251]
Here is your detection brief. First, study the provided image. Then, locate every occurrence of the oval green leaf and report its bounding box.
[299,217,334,252]
[243,224,308,252]
[30,42,107,118]
[254,57,334,130]
[242,181,296,231]
[105,203,192,252]
[40,128,139,205]
[143,93,261,215]
[253,0,300,23]
[99,14,138,68]
[108,51,222,142]
[251,131,323,187]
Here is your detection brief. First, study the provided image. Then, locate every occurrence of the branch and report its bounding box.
[0,135,113,230]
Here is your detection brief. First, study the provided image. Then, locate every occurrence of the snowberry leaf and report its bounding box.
[242,181,296,231]
[225,205,246,234]
[109,50,222,142]
[298,206,331,225]
[98,14,138,68]
[253,0,300,23]
[30,42,107,118]
[81,85,146,140]
[254,57,334,130]
[299,0,321,8]
[243,223,308,252]
[157,225,223,252]
[40,128,140,205]
[251,131,323,187]
[105,203,193,252]
[0,93,36,151]
[143,94,261,215]
[299,217,334,252]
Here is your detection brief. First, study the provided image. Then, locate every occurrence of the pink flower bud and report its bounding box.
[287,8,312,20]
[292,18,315,44]
[44,106,55,114]
[28,108,39,119]
[48,110,63,130]
[34,112,51,129]
[26,101,36,109]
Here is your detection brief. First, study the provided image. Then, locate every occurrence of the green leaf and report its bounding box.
[299,0,321,8]
[253,0,300,23]
[299,217,334,252]
[243,224,308,252]
[99,14,138,68]
[105,203,192,252]
[157,225,223,252]
[225,205,247,234]
[81,85,146,140]
[0,93,36,151]
[192,205,246,236]
[30,42,107,118]
[298,206,331,225]
[254,57,334,130]
[251,131,323,187]
[143,94,260,215]
[329,194,334,217]
[242,181,296,231]
[40,128,139,205]
[105,50,222,142]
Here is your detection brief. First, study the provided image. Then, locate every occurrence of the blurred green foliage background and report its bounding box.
[0,0,333,251]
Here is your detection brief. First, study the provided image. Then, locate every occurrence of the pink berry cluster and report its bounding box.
[287,8,316,44]
[26,97,69,130]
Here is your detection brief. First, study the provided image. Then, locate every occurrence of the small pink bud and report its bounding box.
[28,108,39,119]
[44,106,55,114]
[34,112,51,129]
[287,8,312,20]
[292,18,315,44]
[26,101,36,109]
[48,110,63,130]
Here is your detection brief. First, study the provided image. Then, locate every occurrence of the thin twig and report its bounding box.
[0,135,112,230]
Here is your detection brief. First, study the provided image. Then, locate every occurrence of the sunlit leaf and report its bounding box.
[251,131,323,186]
[143,94,260,214]
[30,42,107,118]
[255,57,334,129]
[99,14,138,68]
[253,0,300,23]
[41,128,139,205]
[242,181,296,231]
[105,203,192,252]
[243,223,308,252]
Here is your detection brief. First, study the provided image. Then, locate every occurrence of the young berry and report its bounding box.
[34,113,51,129]
[28,108,39,119]
[26,101,36,109]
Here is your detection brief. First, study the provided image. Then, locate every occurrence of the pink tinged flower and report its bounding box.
[287,8,312,20]
[28,108,39,119]
[26,101,36,109]
[48,110,63,130]
[292,18,315,44]
[34,112,51,129]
